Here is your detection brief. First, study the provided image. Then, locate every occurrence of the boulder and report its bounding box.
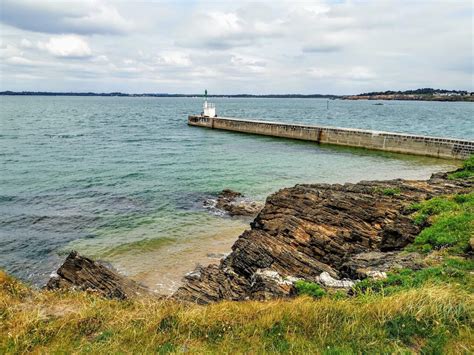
[317,272,356,288]
[340,251,424,279]
[214,189,264,216]
[249,269,298,300]
[46,251,151,300]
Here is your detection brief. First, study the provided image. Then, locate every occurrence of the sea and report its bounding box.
[1,96,472,293]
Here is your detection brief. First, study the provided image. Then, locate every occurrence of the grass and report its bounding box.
[373,187,402,196]
[353,256,474,296]
[382,187,402,196]
[294,280,326,298]
[448,155,474,180]
[407,192,473,253]
[1,271,473,354]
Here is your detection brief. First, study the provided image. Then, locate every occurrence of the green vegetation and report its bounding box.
[294,280,326,298]
[382,187,402,196]
[407,192,473,253]
[373,186,402,196]
[353,257,473,296]
[448,155,474,180]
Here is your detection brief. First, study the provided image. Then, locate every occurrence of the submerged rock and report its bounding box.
[213,189,264,217]
[174,172,472,303]
[46,251,151,300]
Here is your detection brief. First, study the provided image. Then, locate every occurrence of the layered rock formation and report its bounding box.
[174,172,472,303]
[46,251,151,299]
[47,172,471,304]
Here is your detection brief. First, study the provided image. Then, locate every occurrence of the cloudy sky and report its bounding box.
[0,0,472,94]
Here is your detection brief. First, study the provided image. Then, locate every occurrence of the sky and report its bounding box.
[0,0,472,94]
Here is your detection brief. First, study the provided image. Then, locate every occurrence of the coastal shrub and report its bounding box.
[415,212,472,252]
[373,186,402,196]
[409,196,458,225]
[382,187,401,196]
[294,280,326,298]
[409,192,473,252]
[448,155,474,180]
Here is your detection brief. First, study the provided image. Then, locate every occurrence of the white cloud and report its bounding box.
[308,66,376,81]
[0,0,132,35]
[40,35,92,58]
[20,38,34,48]
[176,8,283,49]
[5,56,34,65]
[230,54,266,74]
[0,0,472,93]
[157,52,191,67]
[347,67,377,81]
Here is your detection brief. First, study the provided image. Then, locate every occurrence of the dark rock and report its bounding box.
[46,251,152,300]
[175,174,472,303]
[214,189,263,216]
[340,251,424,279]
[172,264,250,304]
[249,269,297,300]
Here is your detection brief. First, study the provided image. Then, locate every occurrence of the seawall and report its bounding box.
[188,116,473,160]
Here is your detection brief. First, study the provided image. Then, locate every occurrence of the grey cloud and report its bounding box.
[0,0,131,35]
[302,44,342,53]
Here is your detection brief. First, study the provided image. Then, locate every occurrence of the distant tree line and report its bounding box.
[359,88,470,96]
[0,91,339,99]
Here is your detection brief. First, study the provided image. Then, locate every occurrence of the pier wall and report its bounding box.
[188,116,473,160]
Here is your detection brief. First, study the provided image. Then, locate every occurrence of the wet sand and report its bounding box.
[110,220,251,294]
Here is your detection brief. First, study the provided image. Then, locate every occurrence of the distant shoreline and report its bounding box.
[0,91,338,99]
[1,90,472,102]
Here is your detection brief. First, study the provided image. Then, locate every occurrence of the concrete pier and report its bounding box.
[188,115,474,160]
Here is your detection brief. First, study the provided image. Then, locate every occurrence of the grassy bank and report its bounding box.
[1,272,472,354]
[1,158,473,354]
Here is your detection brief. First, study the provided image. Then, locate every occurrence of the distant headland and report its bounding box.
[1,88,472,101]
[344,88,473,102]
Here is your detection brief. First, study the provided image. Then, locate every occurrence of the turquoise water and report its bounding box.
[0,96,471,290]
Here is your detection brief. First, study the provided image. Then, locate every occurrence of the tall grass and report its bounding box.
[1,271,473,354]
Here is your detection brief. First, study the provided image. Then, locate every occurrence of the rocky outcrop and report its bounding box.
[210,189,263,216]
[46,172,471,303]
[340,251,424,279]
[46,251,152,300]
[174,172,472,304]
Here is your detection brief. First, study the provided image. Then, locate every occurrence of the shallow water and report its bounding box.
[1,96,470,293]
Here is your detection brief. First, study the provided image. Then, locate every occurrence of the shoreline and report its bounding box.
[3,158,472,353]
[124,221,249,294]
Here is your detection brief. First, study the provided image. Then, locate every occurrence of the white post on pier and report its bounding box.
[203,89,216,117]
